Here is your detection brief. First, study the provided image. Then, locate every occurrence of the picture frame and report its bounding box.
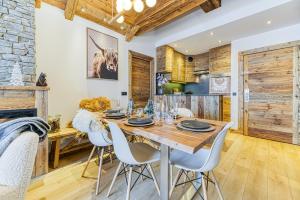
[87,28,119,80]
[209,76,231,94]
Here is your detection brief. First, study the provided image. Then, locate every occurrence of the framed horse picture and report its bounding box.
[87,28,118,80]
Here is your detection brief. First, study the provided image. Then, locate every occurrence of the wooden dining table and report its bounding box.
[109,117,227,200]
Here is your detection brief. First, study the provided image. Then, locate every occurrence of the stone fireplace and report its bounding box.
[0,0,36,86]
[0,0,49,176]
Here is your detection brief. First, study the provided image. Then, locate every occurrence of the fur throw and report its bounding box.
[72,109,107,134]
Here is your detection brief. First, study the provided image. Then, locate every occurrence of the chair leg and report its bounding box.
[109,146,113,164]
[169,169,183,197]
[126,167,133,200]
[147,164,160,196]
[95,147,104,195]
[170,165,173,186]
[201,174,208,200]
[211,171,224,200]
[107,162,123,197]
[81,145,96,177]
[140,166,145,181]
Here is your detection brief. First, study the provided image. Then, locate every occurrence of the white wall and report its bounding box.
[35,4,156,126]
[230,23,300,129]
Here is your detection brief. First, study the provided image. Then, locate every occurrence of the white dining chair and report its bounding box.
[169,122,233,200]
[72,109,113,195]
[177,108,194,118]
[106,122,160,200]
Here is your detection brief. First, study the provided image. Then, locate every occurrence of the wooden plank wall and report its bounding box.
[154,95,222,120]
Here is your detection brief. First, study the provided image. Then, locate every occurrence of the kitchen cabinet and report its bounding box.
[185,56,197,83]
[209,44,231,76]
[172,51,185,82]
[156,45,174,73]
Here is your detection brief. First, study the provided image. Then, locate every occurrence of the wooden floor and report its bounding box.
[26,133,300,200]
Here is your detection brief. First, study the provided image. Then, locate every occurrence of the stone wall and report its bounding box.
[0,0,35,86]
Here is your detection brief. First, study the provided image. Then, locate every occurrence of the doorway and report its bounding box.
[128,51,154,107]
[240,43,300,144]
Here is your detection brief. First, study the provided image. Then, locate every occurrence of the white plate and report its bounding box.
[176,123,215,132]
[124,121,155,127]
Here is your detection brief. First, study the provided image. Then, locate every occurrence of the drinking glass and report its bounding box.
[136,108,144,118]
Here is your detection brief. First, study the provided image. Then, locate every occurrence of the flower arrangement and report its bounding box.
[79,97,112,112]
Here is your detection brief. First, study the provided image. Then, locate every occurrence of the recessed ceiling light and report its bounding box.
[120,26,124,30]
[210,32,214,36]
[81,7,86,12]
[174,44,178,47]
[218,40,222,43]
[103,17,107,22]
[185,50,189,53]
[267,20,272,25]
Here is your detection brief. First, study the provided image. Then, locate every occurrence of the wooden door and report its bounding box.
[131,55,151,107]
[243,47,296,143]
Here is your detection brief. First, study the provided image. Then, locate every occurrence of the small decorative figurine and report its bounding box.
[36,73,48,87]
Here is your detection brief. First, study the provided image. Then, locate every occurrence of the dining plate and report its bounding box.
[106,113,125,117]
[128,118,153,125]
[180,120,211,129]
[105,109,121,114]
[124,121,155,127]
[177,123,215,132]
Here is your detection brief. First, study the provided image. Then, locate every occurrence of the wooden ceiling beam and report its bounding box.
[35,0,42,8]
[125,25,140,41]
[136,0,207,35]
[200,0,221,13]
[65,0,80,20]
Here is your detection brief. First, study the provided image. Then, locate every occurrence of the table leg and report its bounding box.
[53,139,61,169]
[160,144,170,200]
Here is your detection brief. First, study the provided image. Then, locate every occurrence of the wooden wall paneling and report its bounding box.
[35,0,42,8]
[209,44,231,76]
[294,46,300,144]
[243,54,249,136]
[238,53,245,133]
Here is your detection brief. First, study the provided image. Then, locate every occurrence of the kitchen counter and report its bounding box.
[155,94,224,96]
[154,95,224,121]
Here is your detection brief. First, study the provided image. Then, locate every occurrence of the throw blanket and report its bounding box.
[0,117,50,156]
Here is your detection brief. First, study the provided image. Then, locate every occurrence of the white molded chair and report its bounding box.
[169,122,233,200]
[177,108,194,118]
[0,132,39,200]
[72,109,112,195]
[106,122,160,200]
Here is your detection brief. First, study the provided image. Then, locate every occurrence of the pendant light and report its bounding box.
[134,0,144,13]
[146,0,156,7]
[123,0,132,11]
[116,0,123,12]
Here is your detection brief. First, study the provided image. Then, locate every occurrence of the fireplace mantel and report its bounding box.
[0,85,49,177]
[0,86,50,91]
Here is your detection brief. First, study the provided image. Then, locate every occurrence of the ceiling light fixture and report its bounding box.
[134,0,144,13]
[146,0,157,7]
[116,0,123,13]
[267,20,272,25]
[174,44,178,47]
[210,32,214,36]
[185,50,189,53]
[117,15,125,23]
[218,40,222,43]
[123,0,133,11]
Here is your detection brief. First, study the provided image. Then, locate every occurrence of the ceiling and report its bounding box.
[35,0,221,41]
[166,0,300,55]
